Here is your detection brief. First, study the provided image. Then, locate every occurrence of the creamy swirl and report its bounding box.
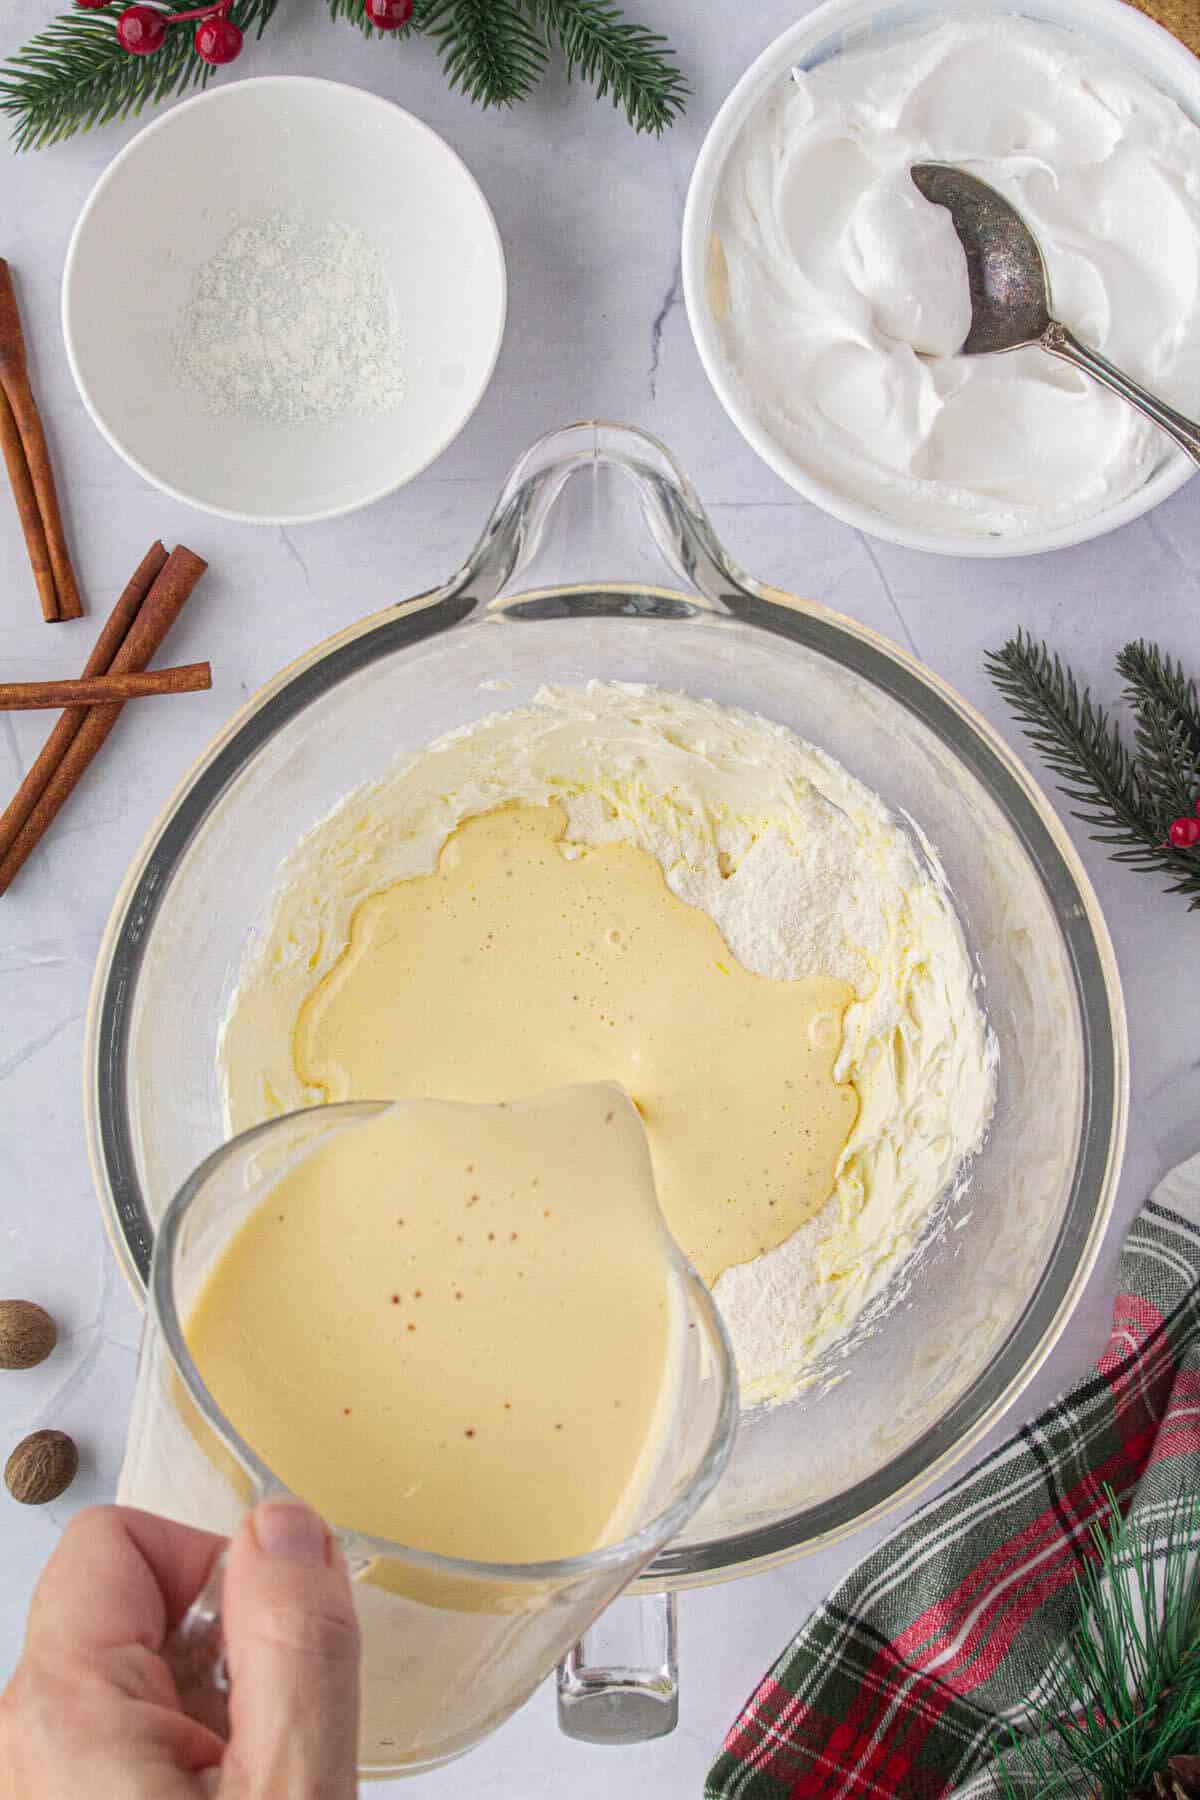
[712,15,1200,538]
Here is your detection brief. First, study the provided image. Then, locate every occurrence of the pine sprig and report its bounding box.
[0,0,685,145]
[0,2,279,153]
[422,0,547,106]
[1119,641,1200,824]
[1119,640,1200,749]
[529,0,687,133]
[1130,700,1200,829]
[986,632,1200,910]
[995,1490,1200,1799]
[986,631,1149,839]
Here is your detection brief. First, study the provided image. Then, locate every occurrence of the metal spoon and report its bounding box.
[909,162,1200,466]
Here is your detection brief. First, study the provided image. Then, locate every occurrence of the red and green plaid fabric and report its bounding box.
[707,1152,1200,1800]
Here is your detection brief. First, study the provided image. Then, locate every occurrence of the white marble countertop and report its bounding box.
[1,2,1198,1793]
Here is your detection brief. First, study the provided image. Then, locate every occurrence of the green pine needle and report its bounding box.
[1118,639,1200,746]
[327,0,684,124]
[421,0,547,106]
[995,1489,1200,1799]
[986,631,1200,910]
[529,0,688,133]
[1119,640,1200,826]
[0,2,279,153]
[1,0,684,146]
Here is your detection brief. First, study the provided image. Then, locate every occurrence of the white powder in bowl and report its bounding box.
[173,212,405,426]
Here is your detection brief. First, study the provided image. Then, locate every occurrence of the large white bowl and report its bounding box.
[63,78,506,525]
[682,0,1200,559]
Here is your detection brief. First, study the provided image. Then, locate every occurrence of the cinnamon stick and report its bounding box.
[0,260,82,622]
[0,545,207,893]
[0,385,57,623]
[0,541,168,868]
[0,663,211,710]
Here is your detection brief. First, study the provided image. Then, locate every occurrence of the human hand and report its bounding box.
[0,1500,360,1799]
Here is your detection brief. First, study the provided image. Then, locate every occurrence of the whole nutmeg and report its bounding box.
[0,1300,57,1371]
[5,1430,78,1505]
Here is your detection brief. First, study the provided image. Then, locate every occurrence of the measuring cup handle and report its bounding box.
[174,1555,682,1747]
[163,1549,232,1738]
[556,1591,679,1744]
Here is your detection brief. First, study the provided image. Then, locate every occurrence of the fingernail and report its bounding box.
[252,1501,328,1565]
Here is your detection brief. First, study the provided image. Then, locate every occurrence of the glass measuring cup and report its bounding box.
[118,1100,737,1777]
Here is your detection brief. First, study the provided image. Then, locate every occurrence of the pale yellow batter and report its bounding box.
[293,803,858,1285]
[186,1085,680,1560]
[221,683,996,1404]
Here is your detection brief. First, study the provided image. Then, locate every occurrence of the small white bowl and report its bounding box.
[682,0,1200,558]
[63,78,506,525]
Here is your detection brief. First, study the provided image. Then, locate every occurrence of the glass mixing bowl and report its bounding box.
[86,422,1126,1594]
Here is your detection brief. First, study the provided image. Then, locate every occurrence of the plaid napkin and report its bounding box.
[707,1151,1200,1800]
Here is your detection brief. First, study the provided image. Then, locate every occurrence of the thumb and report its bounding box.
[217,1500,360,1800]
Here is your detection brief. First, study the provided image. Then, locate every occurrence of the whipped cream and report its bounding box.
[220,684,995,1405]
[712,15,1200,537]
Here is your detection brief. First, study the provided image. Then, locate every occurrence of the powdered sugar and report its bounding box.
[173,212,405,425]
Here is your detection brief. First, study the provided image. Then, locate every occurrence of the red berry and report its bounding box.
[365,0,414,27]
[116,5,168,52]
[74,1,112,9]
[1195,794,1200,817]
[1168,815,1200,849]
[194,14,243,62]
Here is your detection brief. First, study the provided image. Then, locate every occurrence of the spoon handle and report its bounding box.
[1042,322,1200,467]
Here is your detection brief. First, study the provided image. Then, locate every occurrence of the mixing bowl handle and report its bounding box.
[441,420,750,617]
[557,1590,679,1743]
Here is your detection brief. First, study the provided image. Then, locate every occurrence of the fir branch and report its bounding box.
[1118,639,1200,750]
[0,2,279,153]
[528,0,687,133]
[1129,699,1200,831]
[994,1490,1200,1800]
[1,0,685,146]
[421,0,548,106]
[986,631,1148,838]
[986,632,1200,910]
[1119,640,1200,827]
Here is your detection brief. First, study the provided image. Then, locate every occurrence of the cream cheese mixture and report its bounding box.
[221,683,995,1405]
[712,15,1200,537]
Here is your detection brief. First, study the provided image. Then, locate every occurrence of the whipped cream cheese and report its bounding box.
[219,684,996,1405]
[712,15,1200,537]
